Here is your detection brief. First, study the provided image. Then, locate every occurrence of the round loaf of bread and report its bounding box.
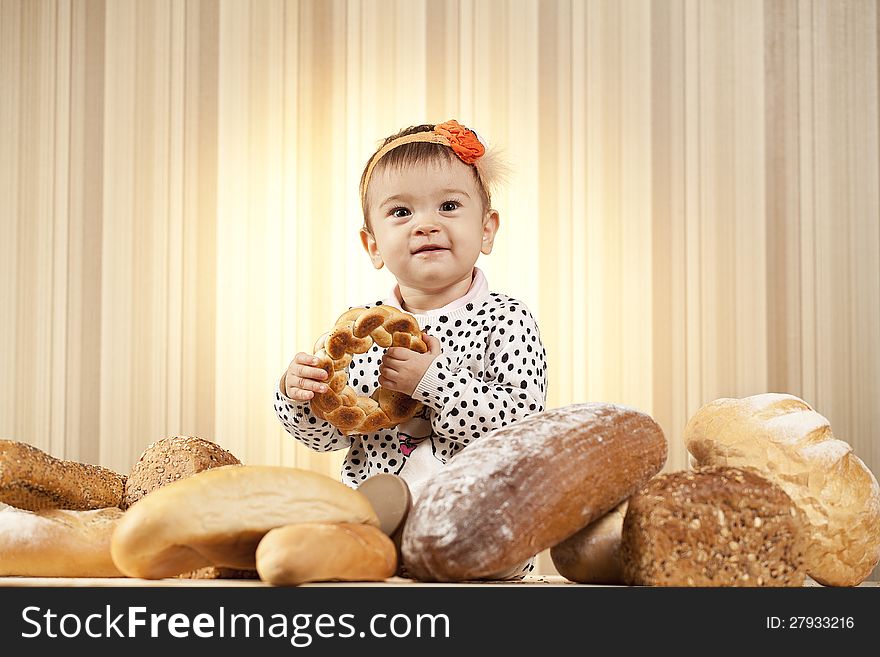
[123,435,241,509]
[684,393,880,586]
[110,465,380,579]
[550,502,628,584]
[0,503,124,577]
[0,439,125,511]
[401,403,667,582]
[256,523,397,585]
[620,466,808,586]
[305,306,428,435]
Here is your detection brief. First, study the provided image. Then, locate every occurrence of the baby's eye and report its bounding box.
[440,200,460,212]
[390,207,411,218]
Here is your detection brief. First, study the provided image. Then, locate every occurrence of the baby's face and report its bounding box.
[364,158,494,292]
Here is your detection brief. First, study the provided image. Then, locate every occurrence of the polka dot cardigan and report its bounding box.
[274,271,548,490]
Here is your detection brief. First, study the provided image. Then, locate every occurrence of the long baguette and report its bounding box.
[0,504,124,577]
[256,523,397,586]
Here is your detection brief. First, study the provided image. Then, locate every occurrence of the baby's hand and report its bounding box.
[282,352,331,402]
[378,333,442,397]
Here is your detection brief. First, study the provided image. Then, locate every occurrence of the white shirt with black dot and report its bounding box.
[273,268,548,490]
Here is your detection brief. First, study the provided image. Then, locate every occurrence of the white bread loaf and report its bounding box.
[684,393,880,586]
[122,435,249,579]
[0,503,123,577]
[401,403,667,582]
[111,465,379,579]
[256,523,397,586]
[550,502,628,584]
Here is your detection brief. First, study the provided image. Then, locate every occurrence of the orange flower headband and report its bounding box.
[360,120,491,208]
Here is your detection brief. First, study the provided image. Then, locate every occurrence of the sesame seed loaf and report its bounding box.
[401,403,668,582]
[0,440,126,511]
[620,467,808,587]
[123,435,241,509]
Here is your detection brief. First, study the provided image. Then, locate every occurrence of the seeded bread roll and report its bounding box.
[111,465,380,579]
[684,393,880,586]
[123,435,241,509]
[620,467,807,587]
[401,403,667,582]
[0,440,125,511]
[0,503,124,577]
[256,523,397,586]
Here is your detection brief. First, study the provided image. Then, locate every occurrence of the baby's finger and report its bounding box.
[378,361,401,376]
[286,371,329,394]
[296,364,329,381]
[423,333,442,355]
[383,347,408,361]
[294,352,321,367]
[377,374,396,389]
[286,386,314,401]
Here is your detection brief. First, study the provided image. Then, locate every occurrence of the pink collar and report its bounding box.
[383,267,489,316]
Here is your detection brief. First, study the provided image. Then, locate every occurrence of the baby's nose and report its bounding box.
[414,223,440,235]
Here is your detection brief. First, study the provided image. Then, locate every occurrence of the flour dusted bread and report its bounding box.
[111,465,379,579]
[256,523,397,586]
[123,435,241,509]
[0,503,123,577]
[401,403,667,582]
[0,439,125,511]
[620,467,807,586]
[684,393,880,586]
[306,305,428,435]
[550,502,628,584]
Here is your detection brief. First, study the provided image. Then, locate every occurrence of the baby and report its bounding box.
[274,120,548,577]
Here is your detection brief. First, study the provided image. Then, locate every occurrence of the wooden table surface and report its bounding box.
[1,575,877,587]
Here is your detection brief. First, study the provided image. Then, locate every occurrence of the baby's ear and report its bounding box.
[480,210,500,255]
[360,227,384,269]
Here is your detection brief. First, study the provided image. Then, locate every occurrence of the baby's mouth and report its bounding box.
[412,246,450,255]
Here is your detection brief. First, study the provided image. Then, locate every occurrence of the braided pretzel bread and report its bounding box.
[310,306,428,435]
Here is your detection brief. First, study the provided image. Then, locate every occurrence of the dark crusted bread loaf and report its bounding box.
[401,403,667,582]
[123,435,241,509]
[620,466,808,586]
[0,440,125,511]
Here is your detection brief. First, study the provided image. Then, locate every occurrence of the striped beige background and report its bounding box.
[1,0,878,580]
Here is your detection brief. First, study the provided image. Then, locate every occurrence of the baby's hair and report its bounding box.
[360,122,509,231]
